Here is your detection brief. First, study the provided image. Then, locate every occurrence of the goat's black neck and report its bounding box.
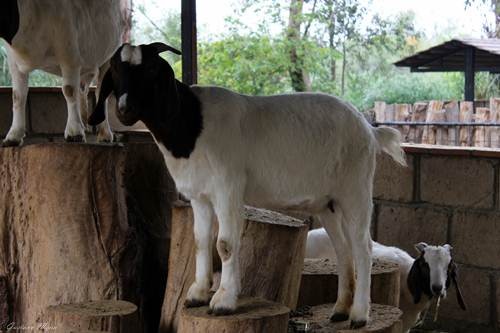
[142,80,203,159]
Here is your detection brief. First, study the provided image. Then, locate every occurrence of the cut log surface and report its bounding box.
[459,101,474,146]
[159,205,308,333]
[298,258,400,308]
[178,297,289,333]
[289,303,402,333]
[0,142,175,333]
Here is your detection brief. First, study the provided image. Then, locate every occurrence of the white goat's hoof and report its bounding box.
[97,124,114,143]
[3,129,25,147]
[208,288,237,315]
[185,282,211,308]
[349,304,369,329]
[330,312,350,322]
[64,123,86,143]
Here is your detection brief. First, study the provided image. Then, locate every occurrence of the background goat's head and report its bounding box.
[408,242,466,310]
[88,42,181,127]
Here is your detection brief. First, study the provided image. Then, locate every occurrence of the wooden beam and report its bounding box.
[464,47,475,102]
[181,0,197,85]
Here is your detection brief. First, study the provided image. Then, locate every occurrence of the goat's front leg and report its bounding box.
[210,194,243,315]
[185,198,215,307]
[61,66,86,142]
[3,56,28,147]
[94,63,114,142]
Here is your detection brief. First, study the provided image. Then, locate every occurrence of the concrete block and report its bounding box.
[374,153,414,202]
[438,265,490,325]
[420,156,494,209]
[451,211,500,269]
[376,205,448,255]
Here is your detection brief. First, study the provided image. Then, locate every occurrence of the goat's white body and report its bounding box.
[154,85,406,321]
[306,228,432,332]
[3,0,122,144]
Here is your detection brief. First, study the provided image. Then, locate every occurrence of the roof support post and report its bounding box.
[181,0,197,85]
[464,46,475,102]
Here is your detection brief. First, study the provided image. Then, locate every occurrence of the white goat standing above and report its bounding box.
[306,228,467,332]
[0,0,123,146]
[88,42,407,328]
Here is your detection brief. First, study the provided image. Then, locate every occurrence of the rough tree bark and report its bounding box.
[0,142,174,333]
[287,0,311,92]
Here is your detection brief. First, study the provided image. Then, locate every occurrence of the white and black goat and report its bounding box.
[88,42,407,328]
[306,228,467,332]
[0,0,124,145]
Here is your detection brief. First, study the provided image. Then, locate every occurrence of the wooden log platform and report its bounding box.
[178,297,289,333]
[297,258,400,308]
[47,300,137,332]
[289,303,402,333]
[159,204,308,333]
[0,141,175,332]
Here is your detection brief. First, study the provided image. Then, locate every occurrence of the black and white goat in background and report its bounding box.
[88,42,407,328]
[0,0,124,146]
[306,228,467,332]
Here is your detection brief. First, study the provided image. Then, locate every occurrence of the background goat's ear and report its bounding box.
[408,260,422,304]
[88,69,113,126]
[148,42,181,55]
[449,261,467,310]
[415,242,428,254]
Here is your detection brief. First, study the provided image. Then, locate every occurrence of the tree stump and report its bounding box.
[474,107,490,147]
[444,101,459,145]
[0,142,175,333]
[410,102,428,143]
[490,97,500,148]
[289,303,402,333]
[47,300,137,332]
[297,258,400,308]
[178,297,289,333]
[422,100,444,144]
[159,204,308,333]
[395,104,411,141]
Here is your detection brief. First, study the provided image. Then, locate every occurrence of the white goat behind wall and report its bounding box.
[306,228,467,332]
[88,43,407,328]
[0,0,124,146]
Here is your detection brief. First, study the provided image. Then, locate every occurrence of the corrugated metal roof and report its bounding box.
[394,38,500,73]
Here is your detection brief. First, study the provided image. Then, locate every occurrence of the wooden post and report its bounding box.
[181,0,197,85]
[474,107,490,147]
[459,101,474,146]
[384,104,395,123]
[411,102,428,143]
[422,100,444,144]
[395,104,411,142]
[159,204,308,333]
[464,47,476,102]
[490,98,500,148]
[289,303,402,333]
[297,258,400,308]
[178,297,289,333]
[374,101,386,123]
[444,101,459,145]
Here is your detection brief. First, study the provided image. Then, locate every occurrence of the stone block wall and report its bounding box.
[373,145,500,333]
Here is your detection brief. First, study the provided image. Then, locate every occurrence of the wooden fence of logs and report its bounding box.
[373,98,500,147]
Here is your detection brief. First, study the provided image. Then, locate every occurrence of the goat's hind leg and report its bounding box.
[61,66,86,142]
[185,198,216,307]
[318,207,355,322]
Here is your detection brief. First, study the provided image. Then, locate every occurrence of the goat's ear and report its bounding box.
[88,69,113,126]
[448,261,467,311]
[408,259,423,304]
[148,42,181,55]
[415,242,428,254]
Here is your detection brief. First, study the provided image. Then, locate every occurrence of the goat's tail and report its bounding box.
[373,126,407,166]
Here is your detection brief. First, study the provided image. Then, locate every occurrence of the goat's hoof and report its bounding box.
[65,134,85,143]
[185,298,209,308]
[350,320,367,329]
[207,306,235,316]
[1,139,22,147]
[330,312,350,322]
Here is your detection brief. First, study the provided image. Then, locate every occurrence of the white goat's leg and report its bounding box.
[95,63,114,142]
[185,198,215,307]
[61,66,86,142]
[319,208,355,322]
[3,59,29,146]
[79,72,94,131]
[344,195,373,328]
[210,193,243,315]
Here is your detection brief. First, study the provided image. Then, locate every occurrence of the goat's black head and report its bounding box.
[88,42,181,127]
[408,242,466,310]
